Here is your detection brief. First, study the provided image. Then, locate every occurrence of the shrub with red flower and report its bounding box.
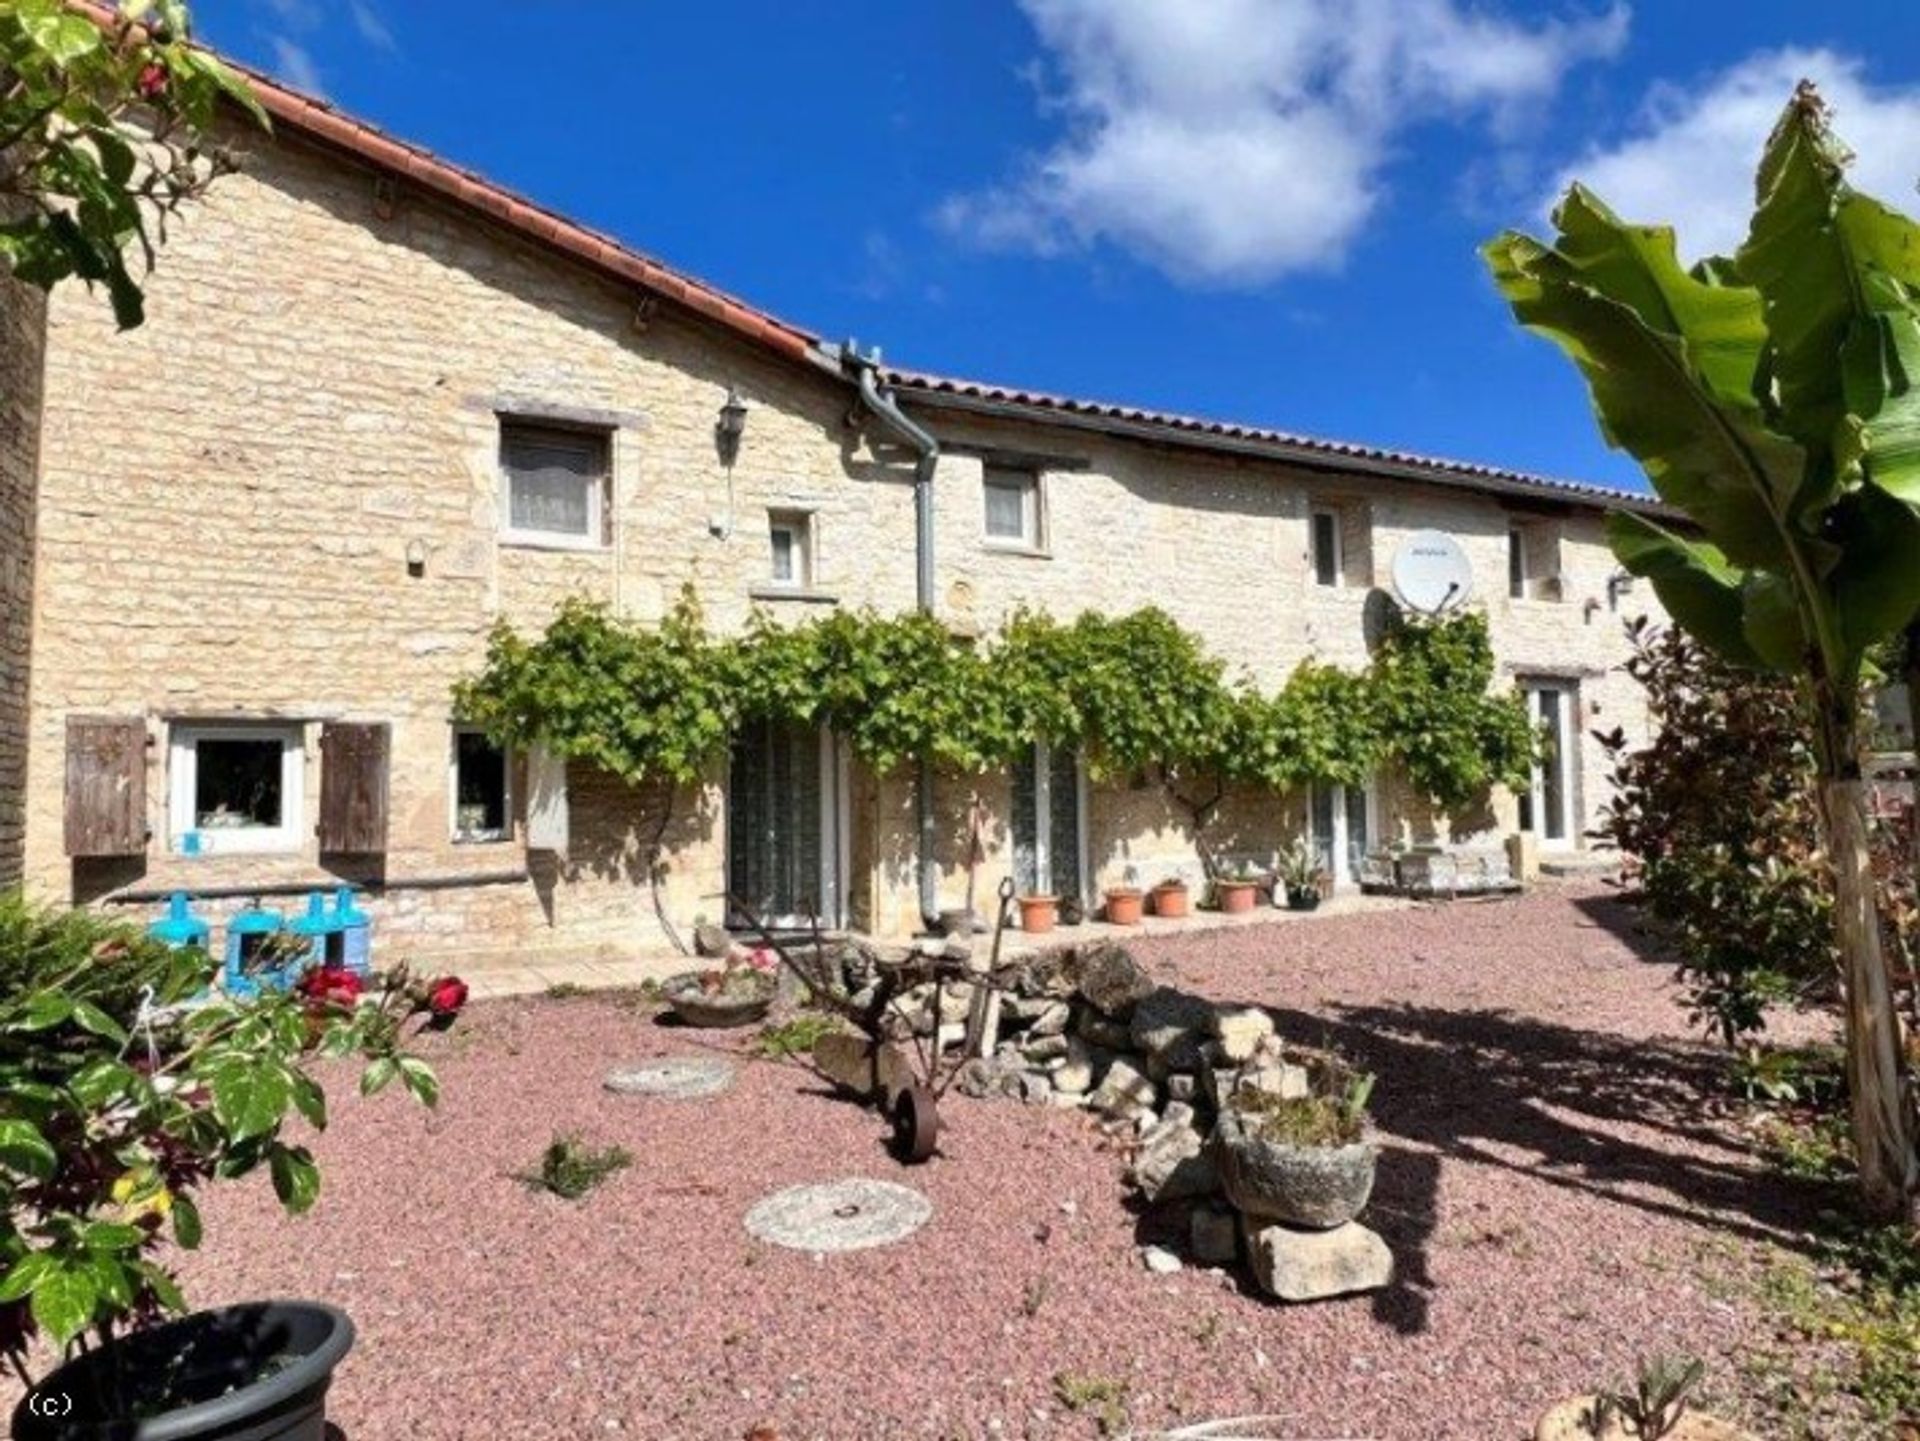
[295,964,364,1010]
[423,976,468,1025]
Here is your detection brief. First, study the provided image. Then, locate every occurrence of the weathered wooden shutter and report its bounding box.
[317,722,389,854]
[64,717,148,856]
[526,747,569,855]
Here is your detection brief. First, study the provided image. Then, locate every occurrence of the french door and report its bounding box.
[1012,742,1088,903]
[1310,781,1374,887]
[1518,681,1577,846]
[726,719,848,928]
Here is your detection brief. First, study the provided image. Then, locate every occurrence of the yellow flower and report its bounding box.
[109,1171,172,1220]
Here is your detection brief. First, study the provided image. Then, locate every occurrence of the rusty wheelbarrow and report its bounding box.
[729,877,1020,1163]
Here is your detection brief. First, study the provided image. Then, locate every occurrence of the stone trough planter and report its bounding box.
[661,971,775,1028]
[1213,1103,1377,1229]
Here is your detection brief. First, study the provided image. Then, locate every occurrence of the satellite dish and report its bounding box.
[1391,530,1473,615]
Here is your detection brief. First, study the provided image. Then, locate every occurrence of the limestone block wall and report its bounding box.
[0,275,45,892]
[16,114,1666,965]
[18,123,912,965]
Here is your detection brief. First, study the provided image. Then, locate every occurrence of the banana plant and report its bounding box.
[1484,84,1920,1221]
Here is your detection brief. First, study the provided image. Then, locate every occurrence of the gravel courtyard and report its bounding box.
[165,885,1829,1440]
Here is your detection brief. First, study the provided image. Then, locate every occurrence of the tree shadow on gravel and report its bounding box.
[1270,1002,1835,1256]
[1567,888,1682,970]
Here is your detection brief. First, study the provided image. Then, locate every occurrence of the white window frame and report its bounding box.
[982,467,1042,550]
[449,727,513,845]
[1310,508,1344,588]
[498,421,611,552]
[1306,778,1376,888]
[1520,681,1579,845]
[169,722,305,856]
[767,510,812,589]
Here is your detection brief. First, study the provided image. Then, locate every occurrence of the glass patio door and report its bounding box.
[1518,682,1576,845]
[1012,742,1086,902]
[1309,781,1373,887]
[727,719,845,928]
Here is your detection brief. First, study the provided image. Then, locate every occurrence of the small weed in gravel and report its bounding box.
[517,1133,633,1200]
[1020,1275,1050,1318]
[545,981,590,1000]
[1054,1372,1129,1437]
[753,1010,842,1060]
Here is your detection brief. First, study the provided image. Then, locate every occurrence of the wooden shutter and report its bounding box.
[65,717,148,857]
[318,722,390,854]
[526,747,569,855]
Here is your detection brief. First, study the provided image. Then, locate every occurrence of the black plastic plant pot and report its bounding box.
[1286,889,1321,912]
[12,1300,354,1441]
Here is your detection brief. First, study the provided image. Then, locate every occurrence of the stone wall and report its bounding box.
[18,116,1665,969]
[0,274,45,891]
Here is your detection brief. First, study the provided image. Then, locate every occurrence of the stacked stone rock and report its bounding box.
[828,936,1393,1303]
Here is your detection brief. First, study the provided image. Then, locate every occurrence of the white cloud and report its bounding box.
[347,0,396,53]
[938,0,1628,287]
[1548,49,1920,260]
[268,36,325,95]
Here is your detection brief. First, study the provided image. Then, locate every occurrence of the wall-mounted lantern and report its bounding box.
[715,386,748,469]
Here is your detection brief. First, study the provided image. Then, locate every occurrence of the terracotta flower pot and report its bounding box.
[1104,888,1144,926]
[1216,879,1260,914]
[1151,882,1191,919]
[1018,894,1058,934]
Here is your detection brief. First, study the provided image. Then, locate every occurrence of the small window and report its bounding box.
[767,511,812,588]
[169,723,304,855]
[1310,509,1343,587]
[983,466,1040,547]
[451,729,511,843]
[500,421,610,547]
[1508,520,1563,601]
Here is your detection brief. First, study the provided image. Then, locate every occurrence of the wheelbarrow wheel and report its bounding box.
[890,1084,940,1164]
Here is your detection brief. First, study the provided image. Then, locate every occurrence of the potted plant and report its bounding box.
[1017,893,1059,934]
[662,947,778,1027]
[1,896,461,1441]
[1213,1054,1377,1228]
[1277,839,1327,912]
[1212,868,1262,915]
[1151,876,1191,919]
[1103,885,1144,926]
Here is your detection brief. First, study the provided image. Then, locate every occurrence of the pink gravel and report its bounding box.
[9,885,1834,1440]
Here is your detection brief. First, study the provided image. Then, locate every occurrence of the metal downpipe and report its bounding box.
[845,347,941,930]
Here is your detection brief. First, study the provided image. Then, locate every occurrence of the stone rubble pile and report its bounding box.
[810,934,1392,1303]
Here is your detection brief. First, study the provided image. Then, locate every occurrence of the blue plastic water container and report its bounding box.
[329,887,372,976]
[287,892,340,975]
[147,892,211,952]
[223,902,288,998]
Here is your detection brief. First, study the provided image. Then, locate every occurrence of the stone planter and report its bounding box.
[1018,894,1058,934]
[1215,879,1260,914]
[662,971,774,1028]
[1151,882,1190,919]
[1103,888,1144,926]
[1214,1104,1377,1228]
[12,1300,354,1441]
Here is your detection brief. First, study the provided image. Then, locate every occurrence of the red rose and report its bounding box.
[425,976,468,1020]
[296,964,363,1007]
[137,62,169,99]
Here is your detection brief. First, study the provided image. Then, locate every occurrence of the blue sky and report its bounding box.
[194,2,1920,495]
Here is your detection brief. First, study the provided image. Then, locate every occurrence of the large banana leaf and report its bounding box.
[1487,87,1920,682]
[1484,208,1806,575]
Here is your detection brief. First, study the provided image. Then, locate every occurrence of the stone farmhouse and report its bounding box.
[0,60,1670,976]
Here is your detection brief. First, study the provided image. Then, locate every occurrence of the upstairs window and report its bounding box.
[1508,519,1564,601]
[500,421,610,548]
[767,510,813,588]
[452,728,511,843]
[983,465,1041,548]
[1310,509,1343,587]
[169,722,304,855]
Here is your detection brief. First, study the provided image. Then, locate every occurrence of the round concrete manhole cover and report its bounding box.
[744,1178,933,1253]
[603,1057,736,1099]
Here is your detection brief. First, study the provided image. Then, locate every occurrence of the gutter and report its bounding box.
[840,343,942,931]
